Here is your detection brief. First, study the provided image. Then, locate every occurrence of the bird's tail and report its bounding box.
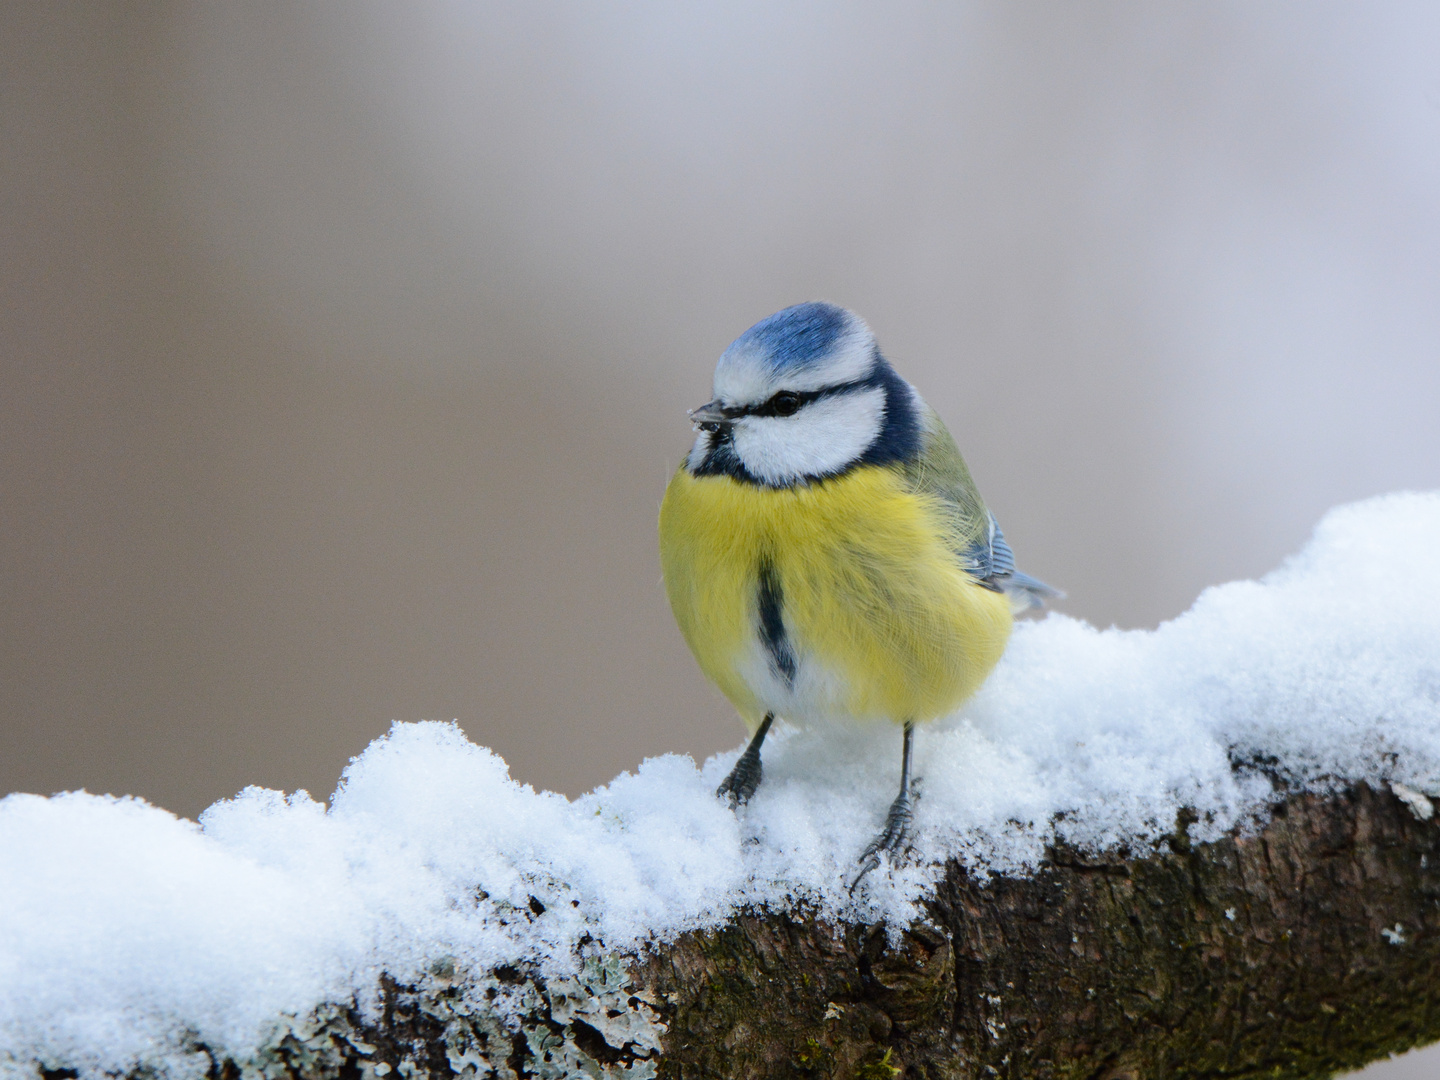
[1001,570,1063,615]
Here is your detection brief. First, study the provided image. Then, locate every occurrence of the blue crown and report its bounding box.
[725,302,853,373]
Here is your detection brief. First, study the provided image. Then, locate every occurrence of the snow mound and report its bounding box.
[3,492,1439,1077]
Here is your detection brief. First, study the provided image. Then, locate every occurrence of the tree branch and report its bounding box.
[222,782,1440,1080]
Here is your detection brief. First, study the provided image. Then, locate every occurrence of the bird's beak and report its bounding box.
[687,400,731,432]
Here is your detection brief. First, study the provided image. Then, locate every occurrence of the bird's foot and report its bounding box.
[716,747,763,807]
[849,791,914,891]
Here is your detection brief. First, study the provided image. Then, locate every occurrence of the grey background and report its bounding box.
[3,6,1438,1074]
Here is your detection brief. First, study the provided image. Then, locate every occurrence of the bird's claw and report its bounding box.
[849,792,914,891]
[715,750,763,807]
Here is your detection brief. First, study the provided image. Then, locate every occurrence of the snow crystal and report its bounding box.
[3,491,1439,1077]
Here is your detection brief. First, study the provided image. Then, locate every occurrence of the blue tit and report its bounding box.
[658,302,1059,885]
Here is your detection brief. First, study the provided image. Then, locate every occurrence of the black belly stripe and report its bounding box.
[756,560,797,686]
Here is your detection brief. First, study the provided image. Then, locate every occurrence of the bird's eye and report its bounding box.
[770,391,802,417]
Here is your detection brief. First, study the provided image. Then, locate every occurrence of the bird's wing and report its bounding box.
[902,404,990,557]
[904,402,1061,613]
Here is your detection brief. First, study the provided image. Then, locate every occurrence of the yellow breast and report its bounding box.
[658,464,1012,731]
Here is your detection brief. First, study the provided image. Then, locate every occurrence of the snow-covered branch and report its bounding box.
[3,494,1439,1079]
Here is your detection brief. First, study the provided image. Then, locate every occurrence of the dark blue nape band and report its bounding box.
[856,361,921,470]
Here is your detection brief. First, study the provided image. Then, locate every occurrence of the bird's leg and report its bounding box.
[716,713,774,807]
[850,721,916,890]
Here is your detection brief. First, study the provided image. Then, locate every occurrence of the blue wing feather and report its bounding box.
[963,513,1062,612]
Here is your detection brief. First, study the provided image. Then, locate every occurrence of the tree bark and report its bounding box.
[214,782,1440,1080]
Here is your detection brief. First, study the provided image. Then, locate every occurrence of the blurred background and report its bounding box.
[3,7,1440,1069]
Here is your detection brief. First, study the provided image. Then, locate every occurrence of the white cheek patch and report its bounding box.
[731,386,886,485]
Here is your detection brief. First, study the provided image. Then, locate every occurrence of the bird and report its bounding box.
[658,302,1059,886]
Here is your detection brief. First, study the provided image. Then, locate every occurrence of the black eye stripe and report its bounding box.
[752,390,803,418]
[729,377,876,419]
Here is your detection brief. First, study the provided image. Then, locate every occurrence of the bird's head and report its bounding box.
[685,302,920,487]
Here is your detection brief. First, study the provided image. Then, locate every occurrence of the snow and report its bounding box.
[4,491,1440,1077]
[1391,782,1435,821]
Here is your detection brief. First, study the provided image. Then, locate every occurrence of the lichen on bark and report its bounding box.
[216,955,665,1080]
